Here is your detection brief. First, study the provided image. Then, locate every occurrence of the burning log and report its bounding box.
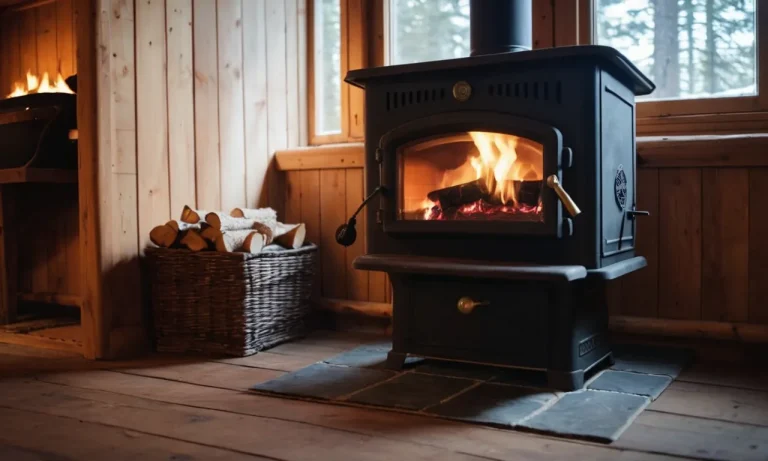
[427,179,489,209]
[426,179,542,211]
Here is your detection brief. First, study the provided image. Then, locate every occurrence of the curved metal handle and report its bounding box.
[546,175,581,217]
[457,297,489,315]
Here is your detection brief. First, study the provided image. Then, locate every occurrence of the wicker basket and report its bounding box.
[145,243,317,356]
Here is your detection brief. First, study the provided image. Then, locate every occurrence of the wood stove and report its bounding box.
[341,0,655,390]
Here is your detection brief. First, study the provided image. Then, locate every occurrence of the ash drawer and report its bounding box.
[404,276,550,368]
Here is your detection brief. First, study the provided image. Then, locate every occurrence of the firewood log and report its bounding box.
[273,223,306,249]
[199,224,223,249]
[150,220,200,247]
[180,205,211,224]
[179,229,207,252]
[252,222,275,244]
[229,207,277,222]
[215,230,266,254]
[205,212,277,233]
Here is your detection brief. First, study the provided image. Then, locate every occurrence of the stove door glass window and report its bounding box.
[398,132,544,222]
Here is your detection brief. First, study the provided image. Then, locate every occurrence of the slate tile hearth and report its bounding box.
[251,342,692,443]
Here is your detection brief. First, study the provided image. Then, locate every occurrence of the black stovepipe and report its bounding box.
[335,186,386,247]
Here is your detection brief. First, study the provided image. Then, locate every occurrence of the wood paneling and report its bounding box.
[658,169,702,320]
[749,168,768,324]
[702,169,749,322]
[77,0,306,356]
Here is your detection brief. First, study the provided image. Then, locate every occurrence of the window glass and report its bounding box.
[390,0,470,65]
[596,0,756,101]
[314,0,342,134]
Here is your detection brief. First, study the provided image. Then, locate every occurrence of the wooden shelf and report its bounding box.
[17,292,82,308]
[0,325,83,353]
[0,167,77,184]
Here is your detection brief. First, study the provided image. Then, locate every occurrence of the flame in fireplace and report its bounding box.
[6,70,74,98]
[411,131,544,221]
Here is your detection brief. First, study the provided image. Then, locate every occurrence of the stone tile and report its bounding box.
[347,372,475,411]
[520,390,649,442]
[427,383,557,427]
[612,344,694,378]
[413,360,499,381]
[251,362,396,400]
[489,368,549,388]
[324,346,423,369]
[588,370,672,400]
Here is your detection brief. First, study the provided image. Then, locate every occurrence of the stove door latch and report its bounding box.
[336,185,387,247]
[546,175,581,217]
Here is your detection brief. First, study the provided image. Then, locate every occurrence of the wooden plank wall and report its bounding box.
[281,157,768,326]
[90,0,306,357]
[130,0,304,249]
[0,1,80,299]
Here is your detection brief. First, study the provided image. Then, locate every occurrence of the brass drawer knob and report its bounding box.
[457,297,489,314]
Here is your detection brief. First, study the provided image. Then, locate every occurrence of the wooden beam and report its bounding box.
[17,292,83,308]
[638,134,768,168]
[275,143,365,171]
[610,316,768,343]
[315,298,392,318]
[74,0,102,359]
[311,301,768,343]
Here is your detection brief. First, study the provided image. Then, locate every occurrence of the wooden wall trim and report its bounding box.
[311,300,768,343]
[275,134,768,171]
[276,143,365,171]
[638,134,768,168]
[609,316,768,343]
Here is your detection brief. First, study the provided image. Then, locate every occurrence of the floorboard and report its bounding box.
[0,406,272,460]
[0,330,766,461]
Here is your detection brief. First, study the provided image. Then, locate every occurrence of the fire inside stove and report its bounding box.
[398,131,544,221]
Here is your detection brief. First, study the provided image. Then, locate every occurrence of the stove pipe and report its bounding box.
[469,0,532,56]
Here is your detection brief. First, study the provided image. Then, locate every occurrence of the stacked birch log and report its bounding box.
[149,205,307,254]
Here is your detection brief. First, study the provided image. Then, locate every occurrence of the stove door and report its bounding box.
[601,72,636,257]
[379,112,564,237]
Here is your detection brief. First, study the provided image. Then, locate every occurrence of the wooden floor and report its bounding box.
[0,331,767,461]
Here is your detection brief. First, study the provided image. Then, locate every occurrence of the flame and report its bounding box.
[6,70,74,98]
[408,131,545,221]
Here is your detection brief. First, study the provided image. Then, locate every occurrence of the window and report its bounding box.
[389,0,470,65]
[595,0,756,102]
[313,0,342,135]
[307,0,768,144]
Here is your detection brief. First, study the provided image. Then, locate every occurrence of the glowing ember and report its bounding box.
[424,199,543,221]
[6,70,74,99]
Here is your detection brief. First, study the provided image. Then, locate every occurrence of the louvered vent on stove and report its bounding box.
[487,80,562,104]
[386,88,447,111]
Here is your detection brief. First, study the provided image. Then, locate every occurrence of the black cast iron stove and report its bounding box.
[340,0,655,390]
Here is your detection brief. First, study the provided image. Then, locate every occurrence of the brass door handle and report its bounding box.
[457,297,489,315]
[546,175,581,217]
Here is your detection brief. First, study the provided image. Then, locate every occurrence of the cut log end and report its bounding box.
[179,229,207,252]
[243,232,266,254]
[149,224,177,248]
[181,205,204,224]
[274,223,306,249]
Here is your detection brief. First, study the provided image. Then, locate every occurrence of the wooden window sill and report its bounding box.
[275,134,768,172]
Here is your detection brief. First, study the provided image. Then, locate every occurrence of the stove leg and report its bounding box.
[385,351,408,370]
[547,369,585,391]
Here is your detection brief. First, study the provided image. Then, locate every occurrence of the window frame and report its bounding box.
[306,0,768,145]
[575,0,768,134]
[307,0,368,145]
